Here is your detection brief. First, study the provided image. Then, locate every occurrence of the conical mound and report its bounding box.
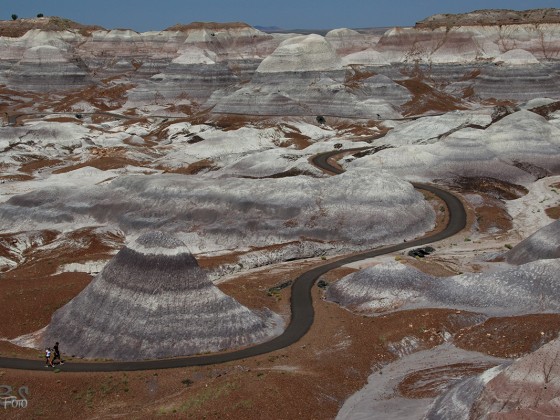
[44,231,282,361]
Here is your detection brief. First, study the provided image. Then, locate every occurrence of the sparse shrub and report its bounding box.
[317,280,328,289]
[407,246,435,258]
[11,14,18,21]
[267,280,292,295]
[182,378,193,386]
[504,243,513,249]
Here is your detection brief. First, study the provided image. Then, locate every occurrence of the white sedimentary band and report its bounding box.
[506,220,560,264]
[126,241,193,256]
[327,259,560,316]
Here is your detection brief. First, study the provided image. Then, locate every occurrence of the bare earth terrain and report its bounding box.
[1,8,560,420]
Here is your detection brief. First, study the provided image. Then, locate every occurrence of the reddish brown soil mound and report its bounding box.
[397,78,467,116]
[450,177,528,200]
[545,206,560,219]
[398,362,496,398]
[51,82,136,113]
[439,177,530,234]
[454,314,560,358]
[1,228,121,280]
[52,148,145,174]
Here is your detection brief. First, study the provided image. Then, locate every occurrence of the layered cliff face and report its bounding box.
[0,19,283,107]
[1,12,559,115]
[210,34,410,118]
[5,45,90,91]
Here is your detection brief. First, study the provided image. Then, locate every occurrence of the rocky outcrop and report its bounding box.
[425,335,560,419]
[338,344,508,420]
[0,20,281,97]
[4,44,90,91]
[378,20,560,62]
[469,336,560,418]
[325,28,374,55]
[471,62,560,101]
[347,110,560,184]
[127,46,239,105]
[506,220,560,264]
[0,168,435,256]
[493,48,540,65]
[44,231,282,360]
[326,259,560,316]
[341,49,390,66]
[416,8,560,28]
[1,12,560,110]
[211,34,404,118]
[257,34,341,73]
[0,16,102,38]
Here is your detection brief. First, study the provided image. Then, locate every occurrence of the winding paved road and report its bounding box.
[0,148,466,372]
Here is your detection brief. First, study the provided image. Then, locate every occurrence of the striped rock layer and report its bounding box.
[506,219,560,265]
[44,231,282,361]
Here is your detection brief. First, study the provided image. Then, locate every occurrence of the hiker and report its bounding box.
[45,348,52,367]
[51,342,63,366]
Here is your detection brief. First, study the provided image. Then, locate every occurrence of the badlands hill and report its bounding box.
[1,8,560,420]
[416,8,560,28]
[326,259,560,316]
[1,9,559,117]
[331,223,560,419]
[506,219,560,264]
[0,16,103,37]
[44,231,282,360]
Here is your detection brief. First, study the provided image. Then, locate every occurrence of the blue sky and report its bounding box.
[4,0,559,31]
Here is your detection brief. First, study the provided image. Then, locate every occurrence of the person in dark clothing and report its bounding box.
[51,342,64,365]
